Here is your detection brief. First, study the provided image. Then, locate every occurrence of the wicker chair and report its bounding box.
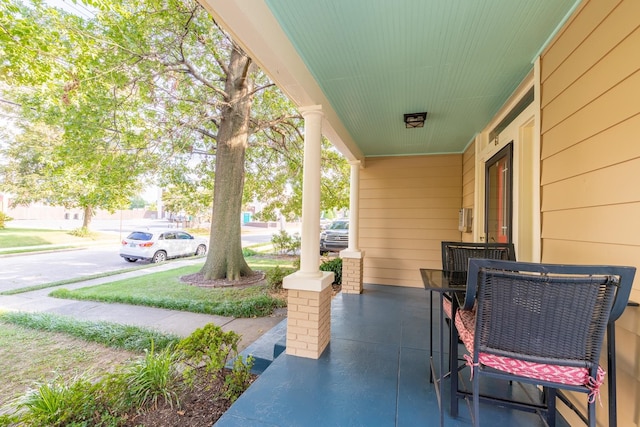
[440,241,516,318]
[456,259,635,427]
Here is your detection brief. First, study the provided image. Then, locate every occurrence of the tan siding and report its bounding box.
[542,26,640,131]
[461,142,475,242]
[540,1,640,425]
[540,0,619,81]
[360,155,462,287]
[541,68,640,159]
[541,114,640,185]
[542,158,640,210]
[541,0,639,108]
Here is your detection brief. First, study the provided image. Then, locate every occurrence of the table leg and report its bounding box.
[607,322,616,427]
[450,295,459,417]
[429,290,433,382]
[438,292,445,427]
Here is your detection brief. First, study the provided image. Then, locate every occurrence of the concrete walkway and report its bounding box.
[0,258,286,351]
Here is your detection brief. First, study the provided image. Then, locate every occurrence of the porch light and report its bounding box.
[403,112,427,128]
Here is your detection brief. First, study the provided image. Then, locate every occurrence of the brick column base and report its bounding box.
[286,286,332,358]
[341,251,364,294]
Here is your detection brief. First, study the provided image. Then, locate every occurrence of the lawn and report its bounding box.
[0,321,135,409]
[49,255,296,318]
[0,228,115,251]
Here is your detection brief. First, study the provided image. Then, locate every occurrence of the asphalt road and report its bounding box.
[0,221,290,293]
[0,244,132,292]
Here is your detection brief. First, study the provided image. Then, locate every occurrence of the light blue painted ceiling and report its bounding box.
[263,0,578,157]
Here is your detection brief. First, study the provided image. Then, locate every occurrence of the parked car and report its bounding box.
[119,230,207,263]
[320,219,349,254]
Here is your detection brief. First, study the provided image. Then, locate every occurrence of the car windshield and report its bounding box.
[329,221,348,230]
[127,231,153,241]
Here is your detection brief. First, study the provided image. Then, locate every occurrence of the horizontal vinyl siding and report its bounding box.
[540,1,640,426]
[359,155,462,288]
[461,142,475,242]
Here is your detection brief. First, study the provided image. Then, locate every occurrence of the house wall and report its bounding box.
[359,155,462,287]
[540,0,640,425]
[461,142,475,243]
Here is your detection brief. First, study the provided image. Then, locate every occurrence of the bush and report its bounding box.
[121,342,180,410]
[0,212,12,229]
[320,257,342,285]
[242,247,258,257]
[270,230,301,255]
[176,324,254,401]
[68,227,94,238]
[266,265,295,291]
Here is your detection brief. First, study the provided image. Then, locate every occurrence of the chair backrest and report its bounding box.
[466,259,636,369]
[441,241,516,272]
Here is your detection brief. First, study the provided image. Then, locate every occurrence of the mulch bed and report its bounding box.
[181,270,266,288]
[123,370,257,427]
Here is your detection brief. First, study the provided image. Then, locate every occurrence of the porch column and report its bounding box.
[340,160,365,294]
[283,105,334,359]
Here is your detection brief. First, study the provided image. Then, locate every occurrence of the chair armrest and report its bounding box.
[462,258,483,310]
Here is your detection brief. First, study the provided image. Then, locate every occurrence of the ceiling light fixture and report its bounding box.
[404,112,428,128]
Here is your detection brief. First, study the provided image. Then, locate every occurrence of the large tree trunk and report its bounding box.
[82,206,93,229]
[201,46,254,280]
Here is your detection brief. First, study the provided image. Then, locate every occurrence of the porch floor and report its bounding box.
[215,284,571,427]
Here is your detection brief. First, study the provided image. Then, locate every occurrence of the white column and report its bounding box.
[298,105,323,277]
[283,106,334,358]
[346,161,360,251]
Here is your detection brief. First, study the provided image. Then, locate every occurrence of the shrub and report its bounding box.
[270,230,301,255]
[266,265,295,291]
[177,324,240,379]
[224,355,254,402]
[68,227,93,238]
[176,324,255,401]
[242,247,258,257]
[121,342,180,410]
[0,212,12,229]
[17,376,103,426]
[320,257,342,285]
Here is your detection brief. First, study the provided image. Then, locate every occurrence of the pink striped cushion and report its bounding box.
[454,308,605,399]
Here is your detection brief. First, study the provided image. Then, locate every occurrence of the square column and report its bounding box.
[340,250,364,294]
[284,272,334,358]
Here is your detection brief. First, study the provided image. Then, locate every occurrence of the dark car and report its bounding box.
[320,219,349,254]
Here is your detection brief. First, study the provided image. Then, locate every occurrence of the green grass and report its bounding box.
[0,311,180,352]
[48,256,295,318]
[0,228,68,248]
[0,228,115,250]
[0,264,158,296]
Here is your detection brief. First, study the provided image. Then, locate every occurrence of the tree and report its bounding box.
[0,0,349,281]
[0,121,144,228]
[0,1,156,228]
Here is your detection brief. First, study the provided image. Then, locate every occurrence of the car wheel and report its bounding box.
[124,257,137,263]
[195,245,206,256]
[151,251,167,263]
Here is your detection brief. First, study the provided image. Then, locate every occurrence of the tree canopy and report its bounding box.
[0,0,350,279]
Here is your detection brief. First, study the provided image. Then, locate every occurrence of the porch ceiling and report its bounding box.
[199,0,579,160]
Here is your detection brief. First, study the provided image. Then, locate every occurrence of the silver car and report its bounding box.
[119,230,207,263]
[320,219,349,254]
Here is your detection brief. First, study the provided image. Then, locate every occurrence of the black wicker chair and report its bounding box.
[456,259,635,427]
[440,241,516,317]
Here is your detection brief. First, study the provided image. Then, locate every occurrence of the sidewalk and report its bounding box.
[0,258,286,351]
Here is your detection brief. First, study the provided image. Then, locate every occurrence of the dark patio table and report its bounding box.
[420,268,467,427]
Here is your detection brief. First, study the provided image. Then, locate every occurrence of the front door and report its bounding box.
[485,143,513,243]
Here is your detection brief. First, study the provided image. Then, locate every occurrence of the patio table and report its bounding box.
[420,268,467,427]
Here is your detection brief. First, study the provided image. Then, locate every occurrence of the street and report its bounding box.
[0,219,294,293]
[0,244,130,292]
